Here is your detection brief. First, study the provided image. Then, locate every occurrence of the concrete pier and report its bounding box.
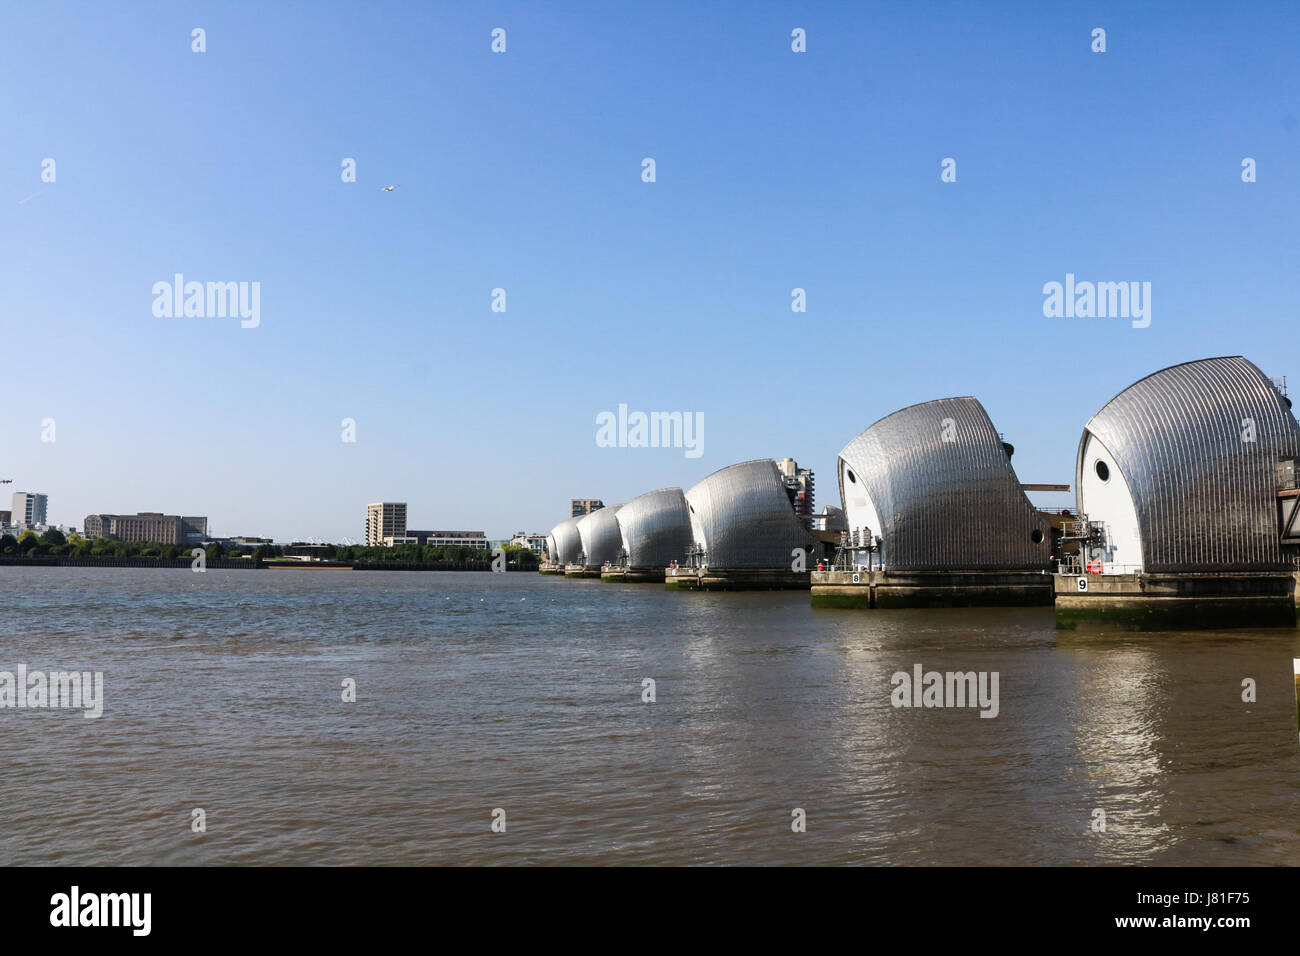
[538,564,565,575]
[600,567,665,583]
[1054,572,1298,629]
[563,564,603,579]
[811,569,1054,609]
[664,567,810,591]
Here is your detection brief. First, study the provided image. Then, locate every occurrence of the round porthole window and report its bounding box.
[846,469,857,484]
[1031,529,1044,544]
[1094,460,1110,482]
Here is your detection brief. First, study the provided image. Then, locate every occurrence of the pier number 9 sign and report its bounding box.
[1076,577,1089,592]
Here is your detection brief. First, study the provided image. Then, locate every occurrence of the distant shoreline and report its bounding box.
[0,556,537,572]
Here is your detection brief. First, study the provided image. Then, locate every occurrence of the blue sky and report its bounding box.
[2,1,1297,540]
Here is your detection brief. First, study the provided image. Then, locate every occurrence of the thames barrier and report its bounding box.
[539,355,1300,629]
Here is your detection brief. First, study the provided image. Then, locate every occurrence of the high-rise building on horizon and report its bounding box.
[571,498,604,517]
[777,458,815,529]
[365,502,407,546]
[11,492,48,528]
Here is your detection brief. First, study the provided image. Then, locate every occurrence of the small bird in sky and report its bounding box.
[380,184,400,192]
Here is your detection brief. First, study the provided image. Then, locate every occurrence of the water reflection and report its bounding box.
[0,569,1296,865]
[1060,642,1175,861]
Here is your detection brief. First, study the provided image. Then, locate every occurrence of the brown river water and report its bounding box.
[1,567,1297,865]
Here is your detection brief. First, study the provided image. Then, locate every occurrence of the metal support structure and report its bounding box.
[830,526,879,572]
[1058,513,1107,573]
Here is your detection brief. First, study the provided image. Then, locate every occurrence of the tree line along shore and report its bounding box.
[0,530,540,570]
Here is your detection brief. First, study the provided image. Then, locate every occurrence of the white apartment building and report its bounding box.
[365,502,407,546]
[11,492,48,529]
[510,532,549,555]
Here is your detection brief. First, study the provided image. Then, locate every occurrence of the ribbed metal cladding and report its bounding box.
[1079,355,1300,572]
[684,459,814,567]
[548,516,585,565]
[576,504,624,566]
[837,397,1053,571]
[616,488,693,568]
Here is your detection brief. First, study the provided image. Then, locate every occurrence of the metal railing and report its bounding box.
[1057,558,1143,575]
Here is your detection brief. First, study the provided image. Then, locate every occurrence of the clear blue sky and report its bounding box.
[3,1,1297,541]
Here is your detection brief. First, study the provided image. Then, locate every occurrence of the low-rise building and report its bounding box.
[383,530,490,549]
[83,512,208,546]
[509,532,549,554]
